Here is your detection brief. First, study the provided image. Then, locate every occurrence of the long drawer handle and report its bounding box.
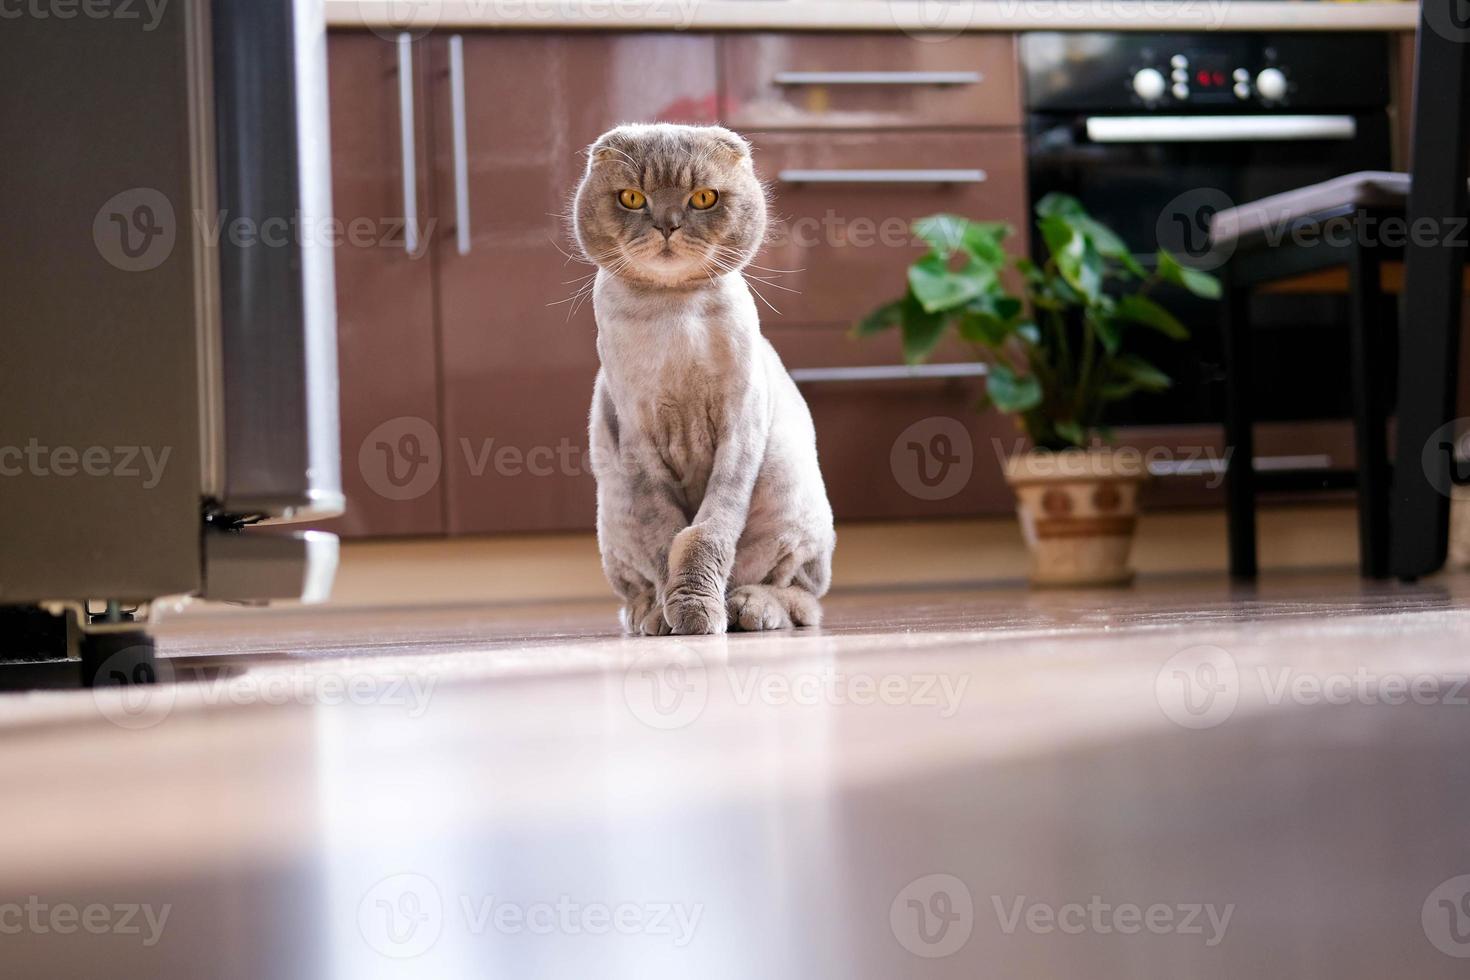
[449,35,471,256]
[396,33,419,256]
[778,169,987,185]
[1085,115,1358,144]
[773,70,983,86]
[790,364,989,384]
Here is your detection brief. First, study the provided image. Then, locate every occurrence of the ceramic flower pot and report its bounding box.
[1003,448,1148,587]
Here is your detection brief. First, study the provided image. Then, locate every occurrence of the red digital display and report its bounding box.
[1196,70,1228,88]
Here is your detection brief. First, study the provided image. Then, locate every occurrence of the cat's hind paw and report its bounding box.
[727,585,792,632]
[622,594,672,636]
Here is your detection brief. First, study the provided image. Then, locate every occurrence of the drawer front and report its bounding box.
[749,130,1029,328]
[768,327,1016,520]
[723,33,1020,130]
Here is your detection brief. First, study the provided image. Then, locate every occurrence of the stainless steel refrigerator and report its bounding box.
[1,0,341,682]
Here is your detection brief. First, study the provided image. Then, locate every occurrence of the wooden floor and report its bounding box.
[3,519,1470,977]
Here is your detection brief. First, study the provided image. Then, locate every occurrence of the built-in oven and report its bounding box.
[1023,32,1393,427]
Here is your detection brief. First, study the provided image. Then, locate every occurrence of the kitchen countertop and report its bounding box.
[326,0,1420,33]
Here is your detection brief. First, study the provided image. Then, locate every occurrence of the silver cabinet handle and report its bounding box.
[449,34,471,256]
[773,70,982,86]
[1085,115,1357,144]
[778,169,987,185]
[789,364,989,383]
[396,33,419,255]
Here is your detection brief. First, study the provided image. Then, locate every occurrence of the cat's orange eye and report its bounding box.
[617,189,646,210]
[689,188,719,210]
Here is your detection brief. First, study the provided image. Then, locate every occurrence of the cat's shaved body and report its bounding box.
[576,123,834,634]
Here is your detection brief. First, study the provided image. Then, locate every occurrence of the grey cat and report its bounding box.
[573,123,835,635]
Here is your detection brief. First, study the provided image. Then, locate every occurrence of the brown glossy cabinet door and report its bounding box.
[322,33,445,538]
[426,33,719,534]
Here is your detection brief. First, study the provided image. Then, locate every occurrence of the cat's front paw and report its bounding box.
[622,594,672,636]
[727,585,792,632]
[663,589,728,636]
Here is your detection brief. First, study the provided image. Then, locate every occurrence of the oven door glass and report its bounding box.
[1026,111,1392,426]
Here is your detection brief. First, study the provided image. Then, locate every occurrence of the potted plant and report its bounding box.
[855,194,1221,586]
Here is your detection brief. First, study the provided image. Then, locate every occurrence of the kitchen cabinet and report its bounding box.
[323,32,444,538]
[324,29,1031,534]
[426,32,720,534]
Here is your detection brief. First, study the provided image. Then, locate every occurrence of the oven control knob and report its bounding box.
[1132,68,1167,101]
[1256,67,1288,101]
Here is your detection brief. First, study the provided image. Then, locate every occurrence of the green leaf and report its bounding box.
[986,363,1043,413]
[912,215,1012,264]
[906,253,996,314]
[1055,420,1087,447]
[1039,216,1104,303]
[1077,216,1146,277]
[1112,354,1173,391]
[899,295,948,364]
[1114,294,1190,340]
[1036,193,1086,220]
[1092,314,1122,356]
[852,298,906,338]
[957,294,1025,347]
[1157,250,1223,300]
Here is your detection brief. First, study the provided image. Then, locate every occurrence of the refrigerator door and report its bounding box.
[211,0,343,522]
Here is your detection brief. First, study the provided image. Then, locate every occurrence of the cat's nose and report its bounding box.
[653,209,684,241]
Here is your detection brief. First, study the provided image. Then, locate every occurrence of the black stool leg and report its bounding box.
[1348,240,1391,578]
[1222,272,1258,579]
[1392,0,1470,580]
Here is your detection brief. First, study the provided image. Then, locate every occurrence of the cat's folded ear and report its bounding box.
[704,127,753,163]
[588,131,631,166]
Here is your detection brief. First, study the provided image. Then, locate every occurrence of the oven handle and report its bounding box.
[773,70,983,86]
[1084,115,1358,144]
[789,364,989,384]
[778,169,987,185]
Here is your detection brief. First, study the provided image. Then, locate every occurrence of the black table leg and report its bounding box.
[1392,0,1470,580]
[1348,239,1391,578]
[1222,272,1258,580]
